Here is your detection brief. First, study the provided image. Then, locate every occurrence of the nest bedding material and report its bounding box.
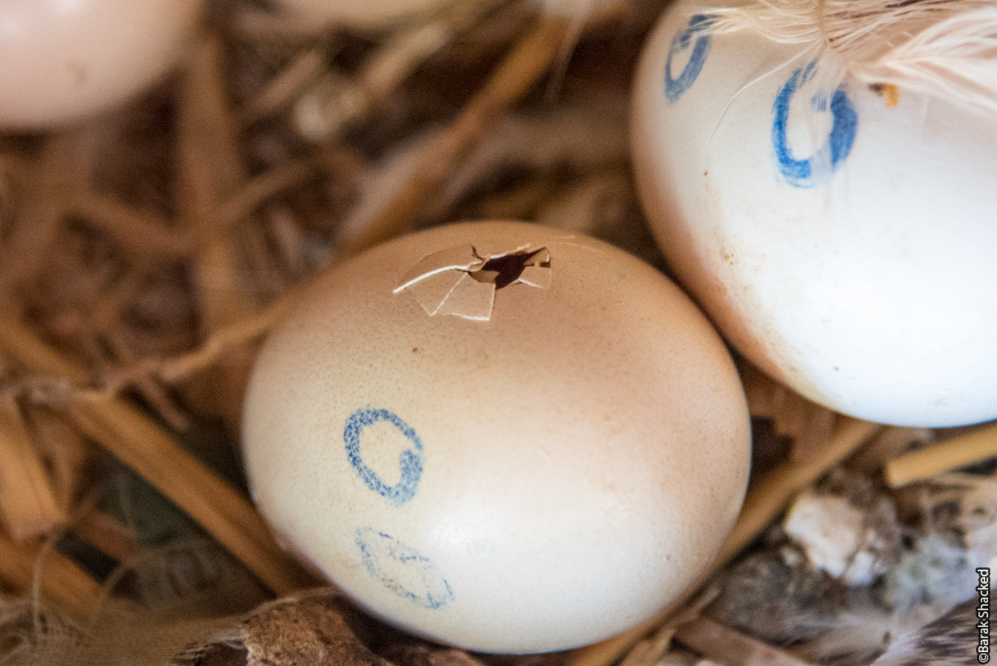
[0,1,995,665]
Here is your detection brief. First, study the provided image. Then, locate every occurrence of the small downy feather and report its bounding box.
[704,0,997,115]
[870,596,982,666]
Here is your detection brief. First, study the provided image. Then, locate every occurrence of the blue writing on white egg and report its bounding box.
[355,527,454,609]
[344,407,423,506]
[664,14,714,103]
[771,61,858,188]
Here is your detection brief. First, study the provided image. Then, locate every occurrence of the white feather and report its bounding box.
[705,0,997,115]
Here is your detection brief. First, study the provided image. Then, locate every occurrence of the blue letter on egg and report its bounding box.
[344,408,424,505]
[772,61,858,188]
[355,528,454,609]
[664,14,714,103]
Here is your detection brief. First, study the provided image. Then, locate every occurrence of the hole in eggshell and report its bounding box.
[470,249,550,289]
[394,244,550,321]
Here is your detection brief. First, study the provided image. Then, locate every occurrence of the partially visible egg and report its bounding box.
[0,0,203,129]
[272,0,449,30]
[243,221,750,653]
[631,1,997,427]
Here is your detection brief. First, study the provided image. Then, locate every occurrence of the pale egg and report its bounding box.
[242,221,751,653]
[0,0,203,129]
[631,1,997,427]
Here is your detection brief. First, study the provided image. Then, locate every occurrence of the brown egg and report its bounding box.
[243,221,750,653]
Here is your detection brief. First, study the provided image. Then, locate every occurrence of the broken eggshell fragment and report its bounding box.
[242,221,751,653]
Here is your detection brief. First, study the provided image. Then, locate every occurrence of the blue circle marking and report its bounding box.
[344,408,423,506]
[664,14,714,103]
[355,528,454,609]
[771,61,858,188]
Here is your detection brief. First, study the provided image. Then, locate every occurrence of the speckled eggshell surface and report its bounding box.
[243,221,750,653]
[631,1,997,427]
[0,0,203,129]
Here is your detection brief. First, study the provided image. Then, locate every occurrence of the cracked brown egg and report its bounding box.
[242,221,751,653]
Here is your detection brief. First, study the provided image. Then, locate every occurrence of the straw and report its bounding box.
[71,190,191,262]
[885,423,997,487]
[0,528,100,618]
[70,506,139,563]
[0,133,81,295]
[240,45,329,126]
[673,616,814,666]
[291,0,507,141]
[177,33,272,434]
[24,406,92,513]
[336,13,573,254]
[178,33,260,329]
[0,397,65,540]
[0,316,316,595]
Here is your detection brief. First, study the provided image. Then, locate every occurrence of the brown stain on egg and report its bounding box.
[869,83,899,109]
[67,60,88,85]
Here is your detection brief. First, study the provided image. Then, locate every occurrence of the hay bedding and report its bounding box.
[0,0,992,664]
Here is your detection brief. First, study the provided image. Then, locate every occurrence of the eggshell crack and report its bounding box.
[394,244,551,321]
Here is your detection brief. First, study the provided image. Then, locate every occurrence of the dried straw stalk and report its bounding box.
[0,529,99,618]
[178,33,265,434]
[24,407,91,514]
[0,315,315,596]
[290,0,509,140]
[0,397,64,540]
[338,14,574,255]
[673,616,814,666]
[885,422,997,487]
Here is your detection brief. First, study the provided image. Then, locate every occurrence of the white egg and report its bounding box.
[273,0,449,29]
[631,1,997,427]
[242,221,751,653]
[0,0,203,130]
